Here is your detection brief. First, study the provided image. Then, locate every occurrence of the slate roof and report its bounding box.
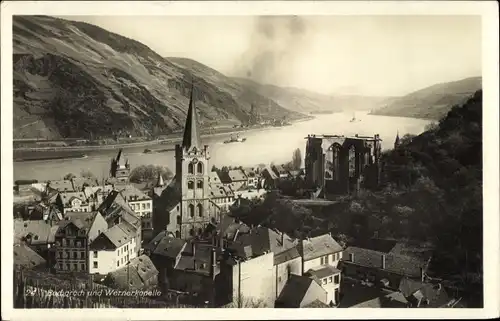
[153,176,181,213]
[274,247,300,266]
[306,265,341,279]
[47,180,74,192]
[71,177,99,191]
[14,219,58,245]
[90,223,135,250]
[229,226,298,261]
[342,245,428,278]
[208,183,234,198]
[301,234,343,261]
[398,278,451,308]
[208,171,221,184]
[276,274,326,308]
[147,232,187,259]
[98,191,141,229]
[59,191,89,207]
[106,255,158,290]
[174,242,217,275]
[227,169,248,182]
[14,243,47,269]
[351,291,409,308]
[119,184,151,202]
[262,167,278,180]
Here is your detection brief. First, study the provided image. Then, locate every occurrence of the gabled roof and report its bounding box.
[208,171,221,184]
[119,185,151,202]
[301,234,343,261]
[71,177,99,191]
[174,242,217,275]
[274,247,300,265]
[59,191,88,207]
[262,167,278,180]
[227,169,248,182]
[208,183,234,198]
[57,211,100,236]
[229,226,298,261]
[106,255,158,290]
[98,190,140,228]
[306,265,341,280]
[276,274,326,308]
[182,84,201,151]
[14,219,58,245]
[47,180,75,192]
[342,244,428,278]
[147,232,187,259]
[14,243,47,269]
[90,223,135,250]
[398,278,451,308]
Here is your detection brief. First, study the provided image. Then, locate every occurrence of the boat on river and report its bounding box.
[223,133,247,144]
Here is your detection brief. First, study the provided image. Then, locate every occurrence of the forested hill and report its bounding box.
[381,89,483,306]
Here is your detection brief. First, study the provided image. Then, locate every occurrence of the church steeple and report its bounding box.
[394,130,401,149]
[182,83,201,151]
[156,172,164,187]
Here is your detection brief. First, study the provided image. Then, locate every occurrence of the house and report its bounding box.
[83,185,114,209]
[275,274,328,308]
[169,241,220,305]
[103,255,159,290]
[219,169,248,191]
[339,239,431,289]
[261,167,279,190]
[337,278,409,308]
[14,243,47,271]
[398,278,455,308]
[304,265,342,306]
[98,190,142,253]
[242,167,259,189]
[46,180,75,193]
[56,191,92,214]
[145,231,187,290]
[209,171,222,184]
[88,222,138,275]
[208,183,235,212]
[14,219,59,264]
[299,233,344,271]
[71,177,100,192]
[119,185,153,241]
[27,203,63,224]
[271,164,290,180]
[53,211,108,274]
[217,227,302,307]
[233,188,267,201]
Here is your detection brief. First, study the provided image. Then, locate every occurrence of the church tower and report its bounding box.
[175,84,213,239]
[394,130,401,149]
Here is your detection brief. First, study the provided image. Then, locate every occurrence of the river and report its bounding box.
[13,112,432,182]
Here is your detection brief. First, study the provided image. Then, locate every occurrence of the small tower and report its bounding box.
[110,149,131,184]
[394,130,401,149]
[173,83,214,239]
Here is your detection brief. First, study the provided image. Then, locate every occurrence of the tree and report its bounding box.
[80,170,95,179]
[63,173,76,180]
[129,165,173,183]
[291,148,302,170]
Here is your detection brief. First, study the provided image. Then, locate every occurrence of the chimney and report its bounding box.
[192,242,196,270]
[210,248,217,279]
[381,254,386,269]
[281,232,284,245]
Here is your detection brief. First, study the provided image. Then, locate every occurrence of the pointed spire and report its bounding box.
[182,82,201,151]
[156,172,164,187]
[394,130,401,147]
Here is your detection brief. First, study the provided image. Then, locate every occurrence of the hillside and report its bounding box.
[12,15,304,140]
[370,77,482,120]
[232,77,391,114]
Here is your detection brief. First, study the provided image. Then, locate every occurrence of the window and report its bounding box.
[188,163,194,174]
[325,255,329,264]
[197,180,204,189]
[117,261,119,267]
[142,203,146,210]
[76,241,81,247]
[188,204,195,217]
[188,181,194,190]
[73,252,77,259]
[177,215,181,224]
[334,274,340,284]
[197,204,203,217]
[349,253,354,262]
[328,276,333,283]
[58,263,63,270]
[175,230,181,238]
[62,239,67,246]
[197,162,203,174]
[93,251,98,258]
[81,264,85,271]
[66,263,70,270]
[198,228,202,235]
[320,257,324,265]
[322,278,327,285]
[73,263,77,270]
[80,251,85,259]
[146,203,151,209]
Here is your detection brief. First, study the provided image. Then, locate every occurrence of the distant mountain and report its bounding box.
[370,77,482,120]
[233,77,391,114]
[12,15,304,140]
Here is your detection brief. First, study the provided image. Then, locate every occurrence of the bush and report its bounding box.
[129,165,173,183]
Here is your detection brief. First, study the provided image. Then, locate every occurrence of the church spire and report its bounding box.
[394,130,401,148]
[156,172,164,187]
[182,83,201,151]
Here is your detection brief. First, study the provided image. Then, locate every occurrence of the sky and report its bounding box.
[60,15,482,97]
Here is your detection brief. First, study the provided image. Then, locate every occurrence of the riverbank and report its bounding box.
[13,117,314,154]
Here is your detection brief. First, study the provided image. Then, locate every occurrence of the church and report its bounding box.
[151,85,222,240]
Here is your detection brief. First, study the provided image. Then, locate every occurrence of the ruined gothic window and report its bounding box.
[197,204,203,217]
[197,162,203,174]
[188,163,194,174]
[188,204,195,217]
[197,180,204,189]
[187,181,194,189]
[348,145,356,178]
